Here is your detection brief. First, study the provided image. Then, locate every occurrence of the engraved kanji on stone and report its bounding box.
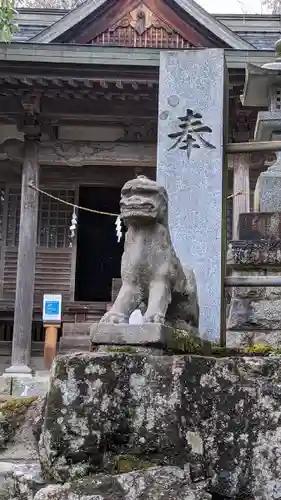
[168,108,215,158]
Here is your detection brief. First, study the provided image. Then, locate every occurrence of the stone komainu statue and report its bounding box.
[100,175,199,333]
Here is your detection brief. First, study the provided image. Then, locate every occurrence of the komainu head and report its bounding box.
[120,176,168,226]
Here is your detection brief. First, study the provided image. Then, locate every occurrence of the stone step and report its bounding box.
[62,322,94,337]
[59,336,91,353]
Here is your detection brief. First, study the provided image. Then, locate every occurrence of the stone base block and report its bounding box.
[227,239,281,267]
[4,365,33,378]
[39,352,281,499]
[227,330,281,348]
[90,323,170,345]
[90,323,210,354]
[228,298,281,331]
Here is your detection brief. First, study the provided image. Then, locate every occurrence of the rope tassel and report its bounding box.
[115,215,122,243]
[69,208,78,247]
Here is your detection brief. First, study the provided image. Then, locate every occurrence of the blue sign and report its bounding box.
[45,301,59,316]
[43,294,62,323]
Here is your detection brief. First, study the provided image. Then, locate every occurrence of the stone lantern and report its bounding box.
[242,39,281,212]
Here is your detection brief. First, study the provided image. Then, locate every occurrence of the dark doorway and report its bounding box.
[75,186,124,302]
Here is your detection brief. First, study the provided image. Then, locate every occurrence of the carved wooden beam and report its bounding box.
[19,93,42,138]
[0,139,156,167]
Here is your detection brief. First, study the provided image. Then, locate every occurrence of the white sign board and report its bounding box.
[43,294,62,324]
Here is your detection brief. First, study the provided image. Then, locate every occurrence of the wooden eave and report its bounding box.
[0,51,159,123]
[0,42,276,69]
[0,43,275,125]
[0,72,158,96]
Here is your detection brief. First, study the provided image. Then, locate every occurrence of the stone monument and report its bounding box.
[156,49,227,342]
[90,175,205,353]
[227,40,281,347]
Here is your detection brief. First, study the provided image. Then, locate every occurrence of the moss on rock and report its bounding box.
[0,397,38,451]
[210,343,281,357]
[166,328,212,355]
[244,342,281,355]
[114,455,154,473]
[105,347,137,354]
[165,328,281,357]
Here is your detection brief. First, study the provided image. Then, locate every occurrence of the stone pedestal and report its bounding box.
[90,323,211,355]
[227,224,281,347]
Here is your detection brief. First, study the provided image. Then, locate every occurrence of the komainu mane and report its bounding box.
[100,175,199,333]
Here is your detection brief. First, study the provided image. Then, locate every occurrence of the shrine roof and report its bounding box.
[25,0,252,50]
[13,8,279,51]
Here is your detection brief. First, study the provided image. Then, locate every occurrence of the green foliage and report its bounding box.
[0,0,18,42]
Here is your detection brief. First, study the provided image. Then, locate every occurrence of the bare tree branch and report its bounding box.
[15,0,84,8]
[262,0,281,13]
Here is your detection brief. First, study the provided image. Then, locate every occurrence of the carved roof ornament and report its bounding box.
[21,93,41,116]
[109,4,177,36]
[20,93,42,138]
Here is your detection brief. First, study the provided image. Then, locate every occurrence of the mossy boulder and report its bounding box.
[40,352,281,499]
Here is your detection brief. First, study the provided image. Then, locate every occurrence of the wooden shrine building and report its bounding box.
[0,0,278,372]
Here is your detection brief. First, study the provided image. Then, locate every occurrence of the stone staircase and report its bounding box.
[59,280,123,353]
[59,301,109,353]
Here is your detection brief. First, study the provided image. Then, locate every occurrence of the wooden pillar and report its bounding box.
[44,325,58,371]
[5,135,40,375]
[231,154,250,240]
